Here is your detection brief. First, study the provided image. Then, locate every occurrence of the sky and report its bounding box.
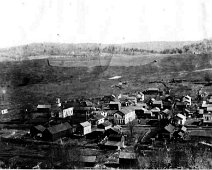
[0,0,212,48]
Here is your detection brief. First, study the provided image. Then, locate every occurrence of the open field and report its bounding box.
[0,53,212,117]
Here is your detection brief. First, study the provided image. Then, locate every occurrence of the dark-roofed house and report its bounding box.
[152,100,163,109]
[42,122,72,141]
[30,125,46,137]
[37,104,51,113]
[109,101,121,110]
[143,88,160,95]
[97,121,112,130]
[105,126,122,136]
[114,107,135,125]
[91,114,105,125]
[80,156,96,167]
[119,152,137,168]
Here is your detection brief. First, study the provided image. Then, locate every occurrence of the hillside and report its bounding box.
[0,41,198,61]
[1,53,212,114]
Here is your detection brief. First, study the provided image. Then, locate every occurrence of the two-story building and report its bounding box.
[114,107,135,125]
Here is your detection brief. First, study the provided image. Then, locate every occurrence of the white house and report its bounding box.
[92,110,107,117]
[203,113,212,123]
[59,107,73,118]
[93,114,105,125]
[79,121,91,136]
[114,107,135,125]
[1,109,8,114]
[182,95,192,106]
[175,114,186,125]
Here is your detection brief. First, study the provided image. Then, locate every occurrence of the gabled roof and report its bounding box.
[93,114,105,120]
[104,141,121,146]
[80,121,91,127]
[181,126,187,132]
[152,100,163,105]
[176,113,186,119]
[119,152,136,159]
[147,88,159,91]
[32,125,46,132]
[80,156,96,163]
[35,125,45,131]
[46,122,71,134]
[151,107,160,112]
[106,110,118,115]
[162,109,171,114]
[118,107,134,115]
[99,121,112,127]
[164,124,175,133]
[37,104,51,109]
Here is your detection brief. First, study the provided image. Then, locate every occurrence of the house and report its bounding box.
[109,102,121,110]
[30,125,45,137]
[175,114,186,125]
[143,88,160,95]
[105,126,122,136]
[86,129,105,141]
[77,121,91,136]
[80,156,97,167]
[92,110,107,117]
[37,104,51,113]
[118,94,138,105]
[114,107,135,125]
[136,92,145,102]
[198,109,204,118]
[91,114,105,125]
[97,121,112,130]
[175,102,187,111]
[119,152,137,168]
[100,135,125,150]
[59,107,73,118]
[184,109,192,117]
[73,107,94,122]
[182,95,192,106]
[161,109,172,119]
[135,108,152,119]
[1,109,8,115]
[203,113,212,125]
[150,107,160,119]
[163,124,175,139]
[42,122,72,141]
[152,100,163,109]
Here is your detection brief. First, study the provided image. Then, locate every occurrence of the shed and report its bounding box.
[119,152,137,168]
[42,122,72,141]
[80,156,96,167]
[97,121,112,130]
[37,104,51,113]
[30,125,45,137]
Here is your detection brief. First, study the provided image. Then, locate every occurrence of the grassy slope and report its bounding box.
[0,53,212,114]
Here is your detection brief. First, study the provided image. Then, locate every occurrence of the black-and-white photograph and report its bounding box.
[0,0,212,169]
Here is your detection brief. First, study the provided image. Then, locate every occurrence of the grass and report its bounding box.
[0,53,212,119]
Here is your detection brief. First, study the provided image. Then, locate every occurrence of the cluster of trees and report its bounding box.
[161,39,212,54]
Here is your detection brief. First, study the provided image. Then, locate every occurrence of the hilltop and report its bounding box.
[0,41,199,62]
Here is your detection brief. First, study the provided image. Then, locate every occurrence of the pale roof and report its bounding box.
[80,121,91,127]
[119,152,136,159]
[37,104,51,109]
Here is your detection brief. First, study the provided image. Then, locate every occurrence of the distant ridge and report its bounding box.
[0,40,209,61]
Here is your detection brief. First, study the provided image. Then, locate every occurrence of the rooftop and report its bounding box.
[119,152,136,159]
[80,121,91,127]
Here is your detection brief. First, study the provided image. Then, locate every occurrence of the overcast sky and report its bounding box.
[0,0,212,48]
